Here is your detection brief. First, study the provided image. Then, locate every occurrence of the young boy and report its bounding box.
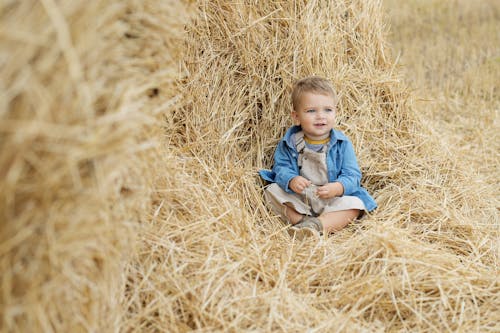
[259,76,377,239]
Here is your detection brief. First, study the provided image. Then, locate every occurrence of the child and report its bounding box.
[259,76,377,239]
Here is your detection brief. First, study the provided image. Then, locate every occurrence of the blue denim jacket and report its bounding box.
[259,125,377,212]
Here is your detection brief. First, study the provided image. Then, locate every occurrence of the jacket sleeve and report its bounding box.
[272,140,299,193]
[336,140,362,196]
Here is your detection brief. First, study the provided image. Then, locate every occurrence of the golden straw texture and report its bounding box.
[1,0,498,332]
[1,0,188,331]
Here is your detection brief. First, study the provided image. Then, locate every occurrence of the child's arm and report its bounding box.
[272,140,306,194]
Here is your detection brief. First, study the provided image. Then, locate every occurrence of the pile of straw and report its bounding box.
[1,0,498,331]
[1,0,188,331]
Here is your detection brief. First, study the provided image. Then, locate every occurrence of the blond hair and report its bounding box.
[291,76,337,111]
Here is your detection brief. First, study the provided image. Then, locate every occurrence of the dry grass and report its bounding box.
[384,0,499,187]
[1,0,188,331]
[1,0,498,332]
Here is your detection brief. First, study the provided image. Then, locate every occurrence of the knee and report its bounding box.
[349,209,362,220]
[283,204,304,224]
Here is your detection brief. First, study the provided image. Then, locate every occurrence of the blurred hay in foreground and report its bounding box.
[1,0,499,332]
[1,0,188,331]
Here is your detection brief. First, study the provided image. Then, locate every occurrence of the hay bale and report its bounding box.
[1,0,188,331]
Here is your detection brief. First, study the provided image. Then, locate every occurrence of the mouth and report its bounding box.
[314,123,326,127]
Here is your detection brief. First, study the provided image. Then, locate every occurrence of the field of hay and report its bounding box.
[385,0,499,190]
[1,0,498,332]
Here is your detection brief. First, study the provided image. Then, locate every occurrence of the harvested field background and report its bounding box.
[1,0,498,332]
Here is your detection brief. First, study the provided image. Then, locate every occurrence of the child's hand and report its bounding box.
[316,182,344,199]
[289,176,311,194]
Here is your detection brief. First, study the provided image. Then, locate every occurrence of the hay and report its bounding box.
[1,0,188,331]
[1,0,498,332]
[123,0,499,331]
[385,0,500,203]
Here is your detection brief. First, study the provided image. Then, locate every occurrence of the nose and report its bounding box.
[317,110,327,118]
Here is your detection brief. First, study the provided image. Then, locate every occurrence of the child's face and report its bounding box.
[292,91,337,140]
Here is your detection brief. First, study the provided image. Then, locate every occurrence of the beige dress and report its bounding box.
[265,131,366,221]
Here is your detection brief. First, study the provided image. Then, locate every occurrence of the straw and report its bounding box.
[1,0,498,331]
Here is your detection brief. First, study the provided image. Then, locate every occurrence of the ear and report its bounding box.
[291,111,300,125]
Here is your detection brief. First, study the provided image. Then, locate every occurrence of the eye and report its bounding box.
[306,109,315,113]
[325,108,334,112]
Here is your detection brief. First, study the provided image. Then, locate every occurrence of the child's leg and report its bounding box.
[318,209,360,234]
[283,203,305,225]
